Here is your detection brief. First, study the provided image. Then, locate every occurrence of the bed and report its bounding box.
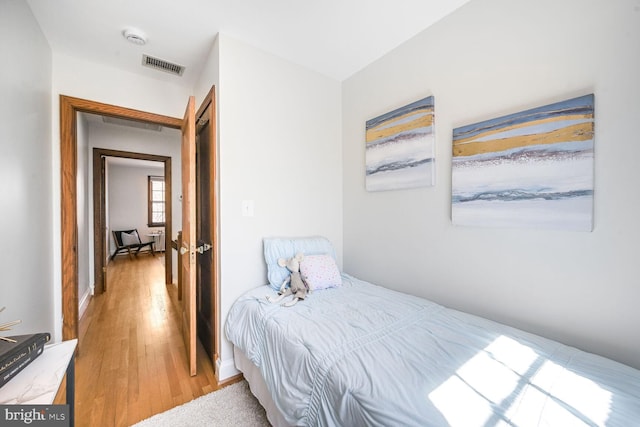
[225,237,640,426]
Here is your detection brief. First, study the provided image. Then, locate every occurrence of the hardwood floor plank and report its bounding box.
[71,255,220,426]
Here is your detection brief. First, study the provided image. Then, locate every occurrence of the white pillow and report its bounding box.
[121,231,139,246]
[263,236,338,290]
[300,254,342,290]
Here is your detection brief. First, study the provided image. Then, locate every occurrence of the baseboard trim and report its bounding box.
[216,357,240,383]
[79,287,91,320]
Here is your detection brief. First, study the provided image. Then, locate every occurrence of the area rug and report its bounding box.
[132,380,270,426]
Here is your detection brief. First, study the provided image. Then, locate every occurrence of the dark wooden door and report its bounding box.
[195,87,217,366]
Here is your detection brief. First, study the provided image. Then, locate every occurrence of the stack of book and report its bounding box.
[0,333,51,388]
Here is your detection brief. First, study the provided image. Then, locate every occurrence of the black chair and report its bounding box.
[111,229,155,260]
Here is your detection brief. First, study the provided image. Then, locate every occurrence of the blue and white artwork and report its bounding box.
[451,94,594,231]
[366,96,435,191]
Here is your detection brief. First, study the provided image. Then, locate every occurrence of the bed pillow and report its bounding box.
[264,236,338,290]
[300,254,342,290]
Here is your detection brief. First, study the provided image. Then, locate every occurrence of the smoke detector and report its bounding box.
[123,28,147,45]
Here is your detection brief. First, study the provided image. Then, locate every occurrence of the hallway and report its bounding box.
[71,255,219,426]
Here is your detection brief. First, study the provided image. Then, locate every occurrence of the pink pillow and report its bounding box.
[300,254,342,290]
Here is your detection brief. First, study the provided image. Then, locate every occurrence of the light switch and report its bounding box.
[242,200,254,217]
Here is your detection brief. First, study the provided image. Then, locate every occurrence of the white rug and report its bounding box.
[132,380,270,427]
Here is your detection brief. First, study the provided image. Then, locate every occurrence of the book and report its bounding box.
[0,341,46,388]
[0,333,51,388]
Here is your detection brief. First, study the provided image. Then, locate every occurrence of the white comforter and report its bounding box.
[225,275,640,426]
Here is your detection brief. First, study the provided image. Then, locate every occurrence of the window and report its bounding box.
[148,176,165,227]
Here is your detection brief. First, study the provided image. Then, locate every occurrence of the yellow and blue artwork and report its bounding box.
[365,96,435,191]
[452,94,594,231]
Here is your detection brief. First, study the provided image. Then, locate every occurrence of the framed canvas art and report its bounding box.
[365,96,435,191]
[451,94,594,231]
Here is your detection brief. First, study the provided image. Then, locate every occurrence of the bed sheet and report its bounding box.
[225,275,640,426]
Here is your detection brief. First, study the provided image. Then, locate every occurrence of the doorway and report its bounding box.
[92,148,172,295]
[60,95,181,341]
[60,92,219,378]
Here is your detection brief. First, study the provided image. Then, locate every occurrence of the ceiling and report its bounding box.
[26,0,470,85]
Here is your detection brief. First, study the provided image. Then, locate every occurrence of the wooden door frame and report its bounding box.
[60,95,181,341]
[92,148,172,294]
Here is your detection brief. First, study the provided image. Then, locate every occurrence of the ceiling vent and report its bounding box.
[142,54,185,76]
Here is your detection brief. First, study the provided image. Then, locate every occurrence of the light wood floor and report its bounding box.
[59,254,223,426]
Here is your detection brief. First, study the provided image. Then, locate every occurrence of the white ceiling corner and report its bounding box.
[26,0,471,85]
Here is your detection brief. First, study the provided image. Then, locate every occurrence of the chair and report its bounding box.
[111,229,155,260]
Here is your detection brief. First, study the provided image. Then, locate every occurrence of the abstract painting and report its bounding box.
[366,96,435,191]
[451,94,594,231]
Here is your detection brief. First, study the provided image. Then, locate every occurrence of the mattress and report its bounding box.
[225,274,640,426]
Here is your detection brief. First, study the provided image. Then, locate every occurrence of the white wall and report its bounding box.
[108,163,165,253]
[52,53,190,118]
[76,112,91,317]
[0,1,53,335]
[343,0,640,369]
[195,34,343,379]
[194,35,219,112]
[105,161,110,263]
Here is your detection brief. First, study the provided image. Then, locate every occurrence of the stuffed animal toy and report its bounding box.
[267,252,310,307]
